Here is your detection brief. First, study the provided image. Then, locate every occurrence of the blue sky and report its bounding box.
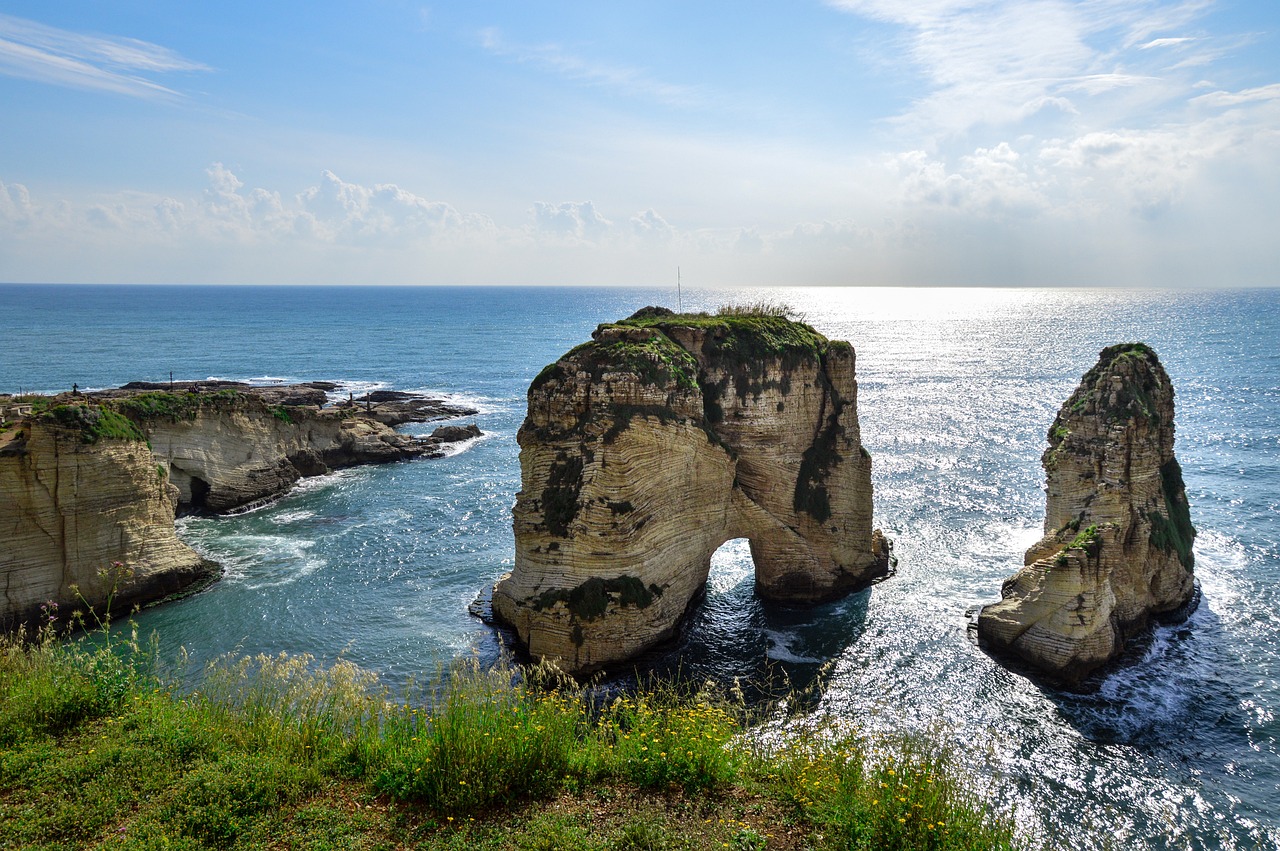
[1,1,1277,286]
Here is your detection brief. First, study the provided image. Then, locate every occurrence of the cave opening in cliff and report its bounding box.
[707,537,756,595]
[187,475,210,512]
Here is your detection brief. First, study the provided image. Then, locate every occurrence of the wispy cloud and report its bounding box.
[0,13,209,99]
[1190,82,1280,108]
[1139,36,1196,49]
[824,0,1220,137]
[478,27,702,108]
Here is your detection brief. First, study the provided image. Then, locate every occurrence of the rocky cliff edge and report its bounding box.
[1,384,479,631]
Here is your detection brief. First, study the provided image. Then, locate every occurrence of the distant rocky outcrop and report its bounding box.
[107,386,476,513]
[977,344,1197,687]
[1,382,479,631]
[491,307,891,674]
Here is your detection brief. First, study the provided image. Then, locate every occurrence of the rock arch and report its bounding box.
[492,308,892,674]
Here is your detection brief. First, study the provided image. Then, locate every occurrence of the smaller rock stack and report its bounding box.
[977,343,1197,686]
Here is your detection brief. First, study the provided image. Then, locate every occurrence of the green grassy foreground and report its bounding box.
[0,622,1030,850]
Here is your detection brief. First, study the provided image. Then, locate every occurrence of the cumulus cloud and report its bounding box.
[0,13,209,99]
[530,200,612,243]
[894,142,1049,216]
[0,179,34,223]
[629,209,676,243]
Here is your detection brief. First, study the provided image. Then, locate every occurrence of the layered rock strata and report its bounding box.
[977,344,1197,686]
[1,415,217,631]
[492,307,890,674]
[1,384,480,630]
[116,388,476,513]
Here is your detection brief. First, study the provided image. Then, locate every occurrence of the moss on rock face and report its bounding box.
[533,575,664,621]
[540,455,584,537]
[1150,458,1196,568]
[1065,342,1165,424]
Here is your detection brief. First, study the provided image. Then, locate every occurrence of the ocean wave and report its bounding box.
[764,629,822,664]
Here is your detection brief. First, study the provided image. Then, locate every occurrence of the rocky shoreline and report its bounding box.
[0,380,480,632]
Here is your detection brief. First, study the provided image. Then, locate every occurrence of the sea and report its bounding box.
[1,284,1277,849]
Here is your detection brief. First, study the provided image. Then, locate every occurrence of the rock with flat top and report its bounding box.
[492,307,891,674]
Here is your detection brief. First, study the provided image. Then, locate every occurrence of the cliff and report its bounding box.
[1,383,480,630]
[976,343,1197,686]
[0,411,217,631]
[491,307,891,674]
[112,387,475,513]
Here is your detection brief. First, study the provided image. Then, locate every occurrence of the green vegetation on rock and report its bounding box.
[540,455,585,537]
[42,404,145,444]
[533,575,663,621]
[1149,458,1196,568]
[116,389,241,422]
[1068,342,1164,424]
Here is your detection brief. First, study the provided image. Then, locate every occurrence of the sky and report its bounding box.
[1,1,1278,287]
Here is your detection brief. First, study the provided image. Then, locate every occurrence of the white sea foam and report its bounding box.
[764,630,821,664]
[270,509,316,524]
[400,387,512,415]
[205,374,301,386]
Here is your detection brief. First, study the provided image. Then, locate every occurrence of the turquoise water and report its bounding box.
[2,284,1278,848]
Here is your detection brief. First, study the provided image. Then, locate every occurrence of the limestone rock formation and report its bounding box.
[492,307,890,674]
[1,383,480,630]
[0,415,217,632]
[977,343,1197,686]
[97,385,478,513]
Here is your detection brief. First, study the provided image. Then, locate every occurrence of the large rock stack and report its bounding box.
[492,307,891,674]
[978,343,1197,686]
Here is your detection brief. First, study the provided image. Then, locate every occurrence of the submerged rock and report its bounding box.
[977,343,1197,687]
[491,307,891,675]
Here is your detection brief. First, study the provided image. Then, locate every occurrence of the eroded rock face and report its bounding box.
[977,343,1197,686]
[114,389,477,513]
[1,384,481,630]
[491,308,890,674]
[0,419,217,631]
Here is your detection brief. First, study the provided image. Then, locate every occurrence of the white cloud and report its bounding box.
[1139,36,1196,49]
[1191,83,1280,108]
[629,209,676,244]
[824,0,1222,137]
[0,13,209,99]
[530,200,612,243]
[478,28,701,108]
[0,179,34,223]
[894,142,1050,216]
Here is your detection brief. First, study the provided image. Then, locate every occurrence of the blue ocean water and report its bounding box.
[1,284,1278,848]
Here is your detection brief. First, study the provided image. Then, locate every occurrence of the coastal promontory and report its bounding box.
[0,382,479,631]
[976,344,1197,686]
[491,306,891,674]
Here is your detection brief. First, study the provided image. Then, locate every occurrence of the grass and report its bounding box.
[116,389,242,422]
[0,622,1035,850]
[41,404,146,444]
